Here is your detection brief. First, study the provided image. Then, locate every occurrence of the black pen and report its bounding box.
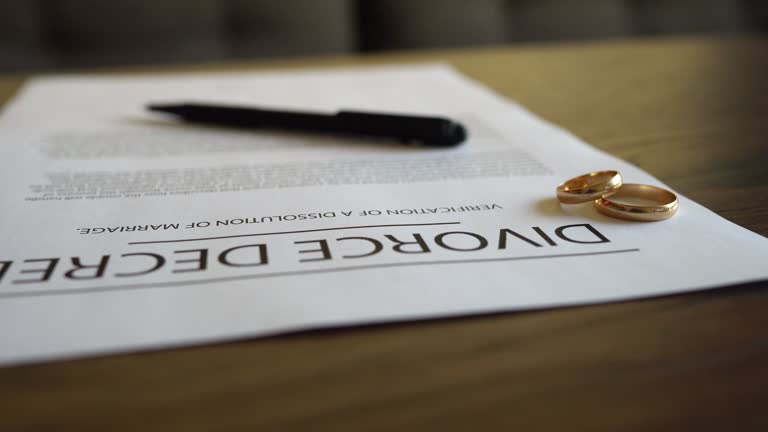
[147,103,467,147]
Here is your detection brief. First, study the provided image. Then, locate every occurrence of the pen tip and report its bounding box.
[147,104,168,112]
[147,104,186,116]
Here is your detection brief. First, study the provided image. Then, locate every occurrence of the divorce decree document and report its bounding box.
[1,65,767,365]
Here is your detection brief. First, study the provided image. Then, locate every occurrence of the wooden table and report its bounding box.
[1,36,767,431]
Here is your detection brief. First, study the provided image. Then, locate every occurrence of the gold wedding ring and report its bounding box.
[556,170,623,204]
[594,183,679,222]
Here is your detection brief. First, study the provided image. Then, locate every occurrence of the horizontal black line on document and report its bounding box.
[128,222,462,245]
[0,248,640,299]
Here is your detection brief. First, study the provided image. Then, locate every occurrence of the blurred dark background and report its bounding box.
[1,0,766,72]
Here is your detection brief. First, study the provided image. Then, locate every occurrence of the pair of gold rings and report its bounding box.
[556,170,679,222]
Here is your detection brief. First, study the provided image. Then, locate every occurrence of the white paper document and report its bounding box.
[1,65,766,365]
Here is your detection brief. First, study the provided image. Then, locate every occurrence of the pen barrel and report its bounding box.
[163,105,466,147]
[334,111,466,146]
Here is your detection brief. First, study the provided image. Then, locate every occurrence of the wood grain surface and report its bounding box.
[1,36,767,431]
